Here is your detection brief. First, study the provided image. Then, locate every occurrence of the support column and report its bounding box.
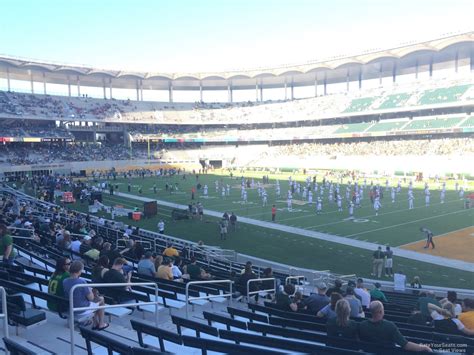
[454,50,459,73]
[284,78,288,100]
[346,68,350,92]
[30,72,34,94]
[136,82,139,101]
[314,75,318,97]
[227,82,232,103]
[379,63,383,86]
[140,80,143,101]
[392,62,397,83]
[255,81,259,102]
[103,79,107,99]
[77,76,81,97]
[43,72,47,94]
[290,78,294,100]
[429,56,433,77]
[358,68,362,90]
[168,82,173,103]
[259,80,263,102]
[109,78,113,99]
[67,76,71,97]
[323,72,327,96]
[415,59,419,79]
[6,67,11,91]
[471,48,474,72]
[199,81,203,102]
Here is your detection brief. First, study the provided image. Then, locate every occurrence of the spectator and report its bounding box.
[459,298,474,330]
[293,291,306,311]
[326,299,359,340]
[370,282,388,303]
[344,287,364,318]
[91,255,109,283]
[447,291,462,316]
[163,244,179,257]
[428,301,474,336]
[417,291,440,319]
[354,278,371,310]
[261,267,280,298]
[102,257,132,297]
[410,276,422,295]
[47,257,71,312]
[171,256,184,280]
[302,283,330,313]
[156,258,174,280]
[326,279,343,297]
[359,301,432,352]
[0,223,15,265]
[184,256,212,280]
[275,284,297,312]
[63,261,108,330]
[318,292,343,319]
[137,251,156,277]
[237,263,259,301]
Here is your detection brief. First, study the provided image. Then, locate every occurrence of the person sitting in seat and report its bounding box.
[47,257,70,312]
[302,283,330,314]
[275,284,298,312]
[156,257,174,280]
[370,282,388,303]
[63,261,109,330]
[428,301,474,336]
[183,256,212,280]
[137,251,156,277]
[326,299,359,340]
[459,298,474,331]
[317,292,343,319]
[359,301,432,352]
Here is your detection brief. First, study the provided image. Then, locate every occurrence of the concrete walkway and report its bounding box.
[115,192,474,273]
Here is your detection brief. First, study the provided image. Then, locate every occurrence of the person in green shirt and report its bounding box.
[359,301,432,352]
[0,223,15,264]
[370,282,388,303]
[47,257,71,312]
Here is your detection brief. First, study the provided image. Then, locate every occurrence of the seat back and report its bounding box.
[3,337,37,355]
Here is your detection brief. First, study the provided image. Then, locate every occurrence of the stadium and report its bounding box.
[0,3,473,354]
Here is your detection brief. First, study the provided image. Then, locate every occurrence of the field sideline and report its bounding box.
[48,171,474,288]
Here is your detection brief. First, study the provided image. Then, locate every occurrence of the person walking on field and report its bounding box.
[371,246,385,278]
[420,227,435,249]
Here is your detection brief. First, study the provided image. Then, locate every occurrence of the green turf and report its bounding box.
[52,171,474,289]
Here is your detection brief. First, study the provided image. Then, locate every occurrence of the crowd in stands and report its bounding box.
[0,143,148,165]
[1,77,472,124]
[1,186,474,353]
[272,137,474,157]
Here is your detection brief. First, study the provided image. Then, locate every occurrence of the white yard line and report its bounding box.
[115,191,474,273]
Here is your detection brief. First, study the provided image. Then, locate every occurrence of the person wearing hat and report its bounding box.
[370,282,388,303]
[79,235,92,256]
[302,282,330,313]
[372,246,385,278]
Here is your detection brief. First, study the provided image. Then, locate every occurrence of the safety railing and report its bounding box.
[246,278,276,302]
[285,275,306,285]
[312,270,330,286]
[185,280,233,318]
[69,282,160,354]
[0,286,9,347]
[7,226,35,239]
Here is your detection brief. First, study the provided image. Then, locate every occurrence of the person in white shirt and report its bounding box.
[287,197,292,211]
[354,278,370,310]
[203,184,208,197]
[373,197,382,216]
[157,220,165,234]
[308,190,313,205]
[316,197,322,215]
[408,192,414,210]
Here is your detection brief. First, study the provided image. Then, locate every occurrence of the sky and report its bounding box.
[0,0,472,73]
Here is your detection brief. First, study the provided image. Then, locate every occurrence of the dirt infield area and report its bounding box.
[400,226,474,263]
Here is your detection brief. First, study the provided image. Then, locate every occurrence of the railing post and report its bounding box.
[0,287,9,344]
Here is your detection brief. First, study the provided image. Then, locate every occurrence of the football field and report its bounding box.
[64,171,474,289]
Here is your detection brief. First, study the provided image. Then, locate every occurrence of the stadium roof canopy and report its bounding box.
[0,32,473,91]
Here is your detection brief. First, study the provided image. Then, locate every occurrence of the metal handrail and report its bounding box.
[246,277,276,302]
[285,275,305,285]
[0,286,9,346]
[69,282,159,354]
[185,280,233,318]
